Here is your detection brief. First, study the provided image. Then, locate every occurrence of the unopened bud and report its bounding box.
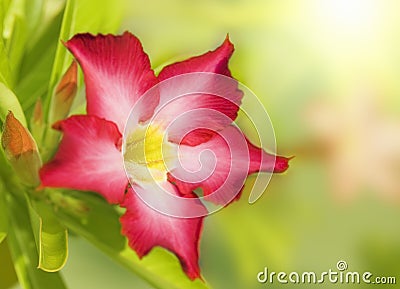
[49,61,78,123]
[32,99,43,124]
[30,99,44,143]
[2,111,42,185]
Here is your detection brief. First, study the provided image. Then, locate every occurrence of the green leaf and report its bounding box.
[0,5,13,87]
[0,240,18,289]
[0,82,26,126]
[0,188,8,244]
[3,0,60,96]
[0,40,12,87]
[54,190,210,289]
[6,193,67,289]
[0,0,11,20]
[0,142,14,180]
[26,195,68,272]
[3,0,28,81]
[51,190,125,251]
[16,9,63,118]
[24,0,44,40]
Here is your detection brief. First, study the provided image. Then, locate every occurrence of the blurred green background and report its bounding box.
[3,0,400,288]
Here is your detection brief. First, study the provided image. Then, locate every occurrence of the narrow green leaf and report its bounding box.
[0,188,8,243]
[0,40,12,87]
[0,0,11,20]
[0,4,13,87]
[26,196,68,272]
[25,0,65,51]
[54,190,210,289]
[0,240,18,289]
[2,0,52,91]
[5,15,26,77]
[0,3,3,36]
[16,9,63,118]
[0,82,26,126]
[0,142,14,180]
[6,193,67,289]
[24,0,44,39]
[3,0,28,80]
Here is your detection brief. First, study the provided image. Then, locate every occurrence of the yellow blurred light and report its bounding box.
[299,0,392,80]
[318,0,378,34]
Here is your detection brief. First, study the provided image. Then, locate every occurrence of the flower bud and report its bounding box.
[32,98,43,125]
[2,111,42,185]
[30,98,44,143]
[49,61,78,123]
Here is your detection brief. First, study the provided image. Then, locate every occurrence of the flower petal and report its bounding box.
[120,184,204,280]
[65,32,158,132]
[248,141,291,174]
[168,125,248,204]
[40,115,126,204]
[168,125,290,204]
[155,36,243,146]
[158,35,234,79]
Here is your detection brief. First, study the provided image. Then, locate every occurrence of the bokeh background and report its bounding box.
[2,0,400,288]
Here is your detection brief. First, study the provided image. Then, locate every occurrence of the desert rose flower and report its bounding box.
[40,32,290,279]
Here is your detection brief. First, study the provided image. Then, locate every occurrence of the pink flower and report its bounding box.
[40,32,290,279]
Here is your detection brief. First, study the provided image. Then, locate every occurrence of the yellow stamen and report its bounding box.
[124,125,174,183]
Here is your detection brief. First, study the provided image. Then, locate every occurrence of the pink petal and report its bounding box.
[40,116,127,204]
[120,184,204,280]
[155,36,243,146]
[65,32,158,132]
[168,126,248,204]
[158,36,234,79]
[168,126,290,204]
[248,141,291,174]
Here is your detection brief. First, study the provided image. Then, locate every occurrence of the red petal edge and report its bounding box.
[157,36,243,146]
[168,126,291,203]
[248,140,291,174]
[158,35,234,80]
[120,186,203,280]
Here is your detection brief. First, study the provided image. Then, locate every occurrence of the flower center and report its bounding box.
[124,125,175,183]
